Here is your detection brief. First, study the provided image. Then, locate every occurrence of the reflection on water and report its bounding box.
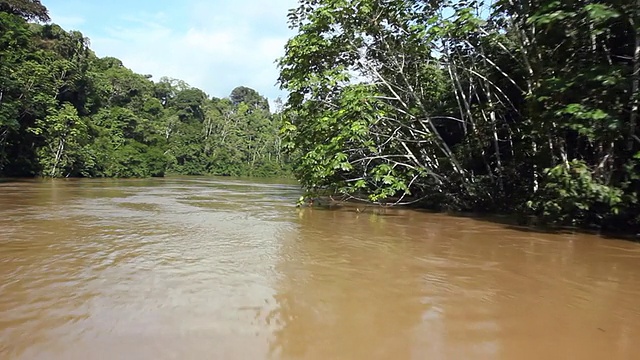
[1,177,639,359]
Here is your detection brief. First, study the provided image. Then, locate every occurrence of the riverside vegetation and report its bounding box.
[2,0,639,233]
[0,0,289,179]
[277,0,640,233]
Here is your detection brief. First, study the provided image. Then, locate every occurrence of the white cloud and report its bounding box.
[86,0,297,104]
[49,12,85,29]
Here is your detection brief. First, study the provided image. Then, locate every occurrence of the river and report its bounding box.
[0,177,639,359]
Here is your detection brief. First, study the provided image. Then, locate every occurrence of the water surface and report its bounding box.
[1,177,639,359]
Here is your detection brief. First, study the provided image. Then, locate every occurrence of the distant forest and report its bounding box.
[3,0,640,232]
[0,0,289,178]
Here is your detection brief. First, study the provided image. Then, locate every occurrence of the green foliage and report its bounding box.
[279,0,640,232]
[0,0,49,22]
[29,102,88,177]
[0,5,289,180]
[530,160,625,226]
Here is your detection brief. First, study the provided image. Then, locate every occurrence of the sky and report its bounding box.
[43,0,298,104]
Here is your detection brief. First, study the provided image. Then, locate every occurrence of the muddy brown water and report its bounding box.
[1,177,639,359]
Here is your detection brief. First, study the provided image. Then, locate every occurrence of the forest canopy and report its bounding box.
[277,0,640,231]
[0,1,289,179]
[2,0,639,232]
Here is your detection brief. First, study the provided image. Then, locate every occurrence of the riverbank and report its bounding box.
[302,194,640,241]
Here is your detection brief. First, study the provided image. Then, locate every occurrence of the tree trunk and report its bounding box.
[51,137,66,177]
[630,0,640,151]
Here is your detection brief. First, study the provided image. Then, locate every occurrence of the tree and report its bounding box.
[0,0,49,22]
[278,0,639,231]
[0,12,32,171]
[29,102,88,177]
[0,8,289,180]
[230,86,270,112]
